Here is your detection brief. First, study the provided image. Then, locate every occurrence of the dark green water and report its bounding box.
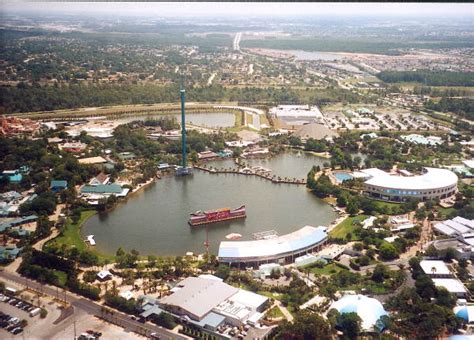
[82,152,337,256]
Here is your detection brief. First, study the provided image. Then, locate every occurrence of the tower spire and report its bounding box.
[180,77,187,169]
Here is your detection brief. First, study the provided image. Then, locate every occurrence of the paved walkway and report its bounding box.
[275,300,293,322]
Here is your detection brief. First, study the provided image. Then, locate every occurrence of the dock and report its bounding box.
[194,165,307,185]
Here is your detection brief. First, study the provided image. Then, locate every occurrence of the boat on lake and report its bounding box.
[189,205,246,226]
[225,233,243,240]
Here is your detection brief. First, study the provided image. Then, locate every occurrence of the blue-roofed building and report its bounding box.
[50,180,68,193]
[454,305,474,323]
[217,150,233,158]
[2,170,22,183]
[0,215,38,233]
[218,226,328,266]
[329,294,388,332]
[0,246,22,261]
[81,183,124,195]
[191,312,226,332]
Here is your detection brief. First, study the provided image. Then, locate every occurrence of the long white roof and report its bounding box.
[420,260,451,276]
[432,278,467,294]
[364,167,458,191]
[218,226,327,260]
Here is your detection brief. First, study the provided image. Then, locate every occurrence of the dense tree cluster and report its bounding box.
[425,97,474,121]
[377,70,474,87]
[18,249,100,300]
[384,257,462,339]
[275,311,332,339]
[0,83,362,114]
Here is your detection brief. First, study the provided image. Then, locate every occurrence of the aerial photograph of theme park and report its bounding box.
[0,2,473,339]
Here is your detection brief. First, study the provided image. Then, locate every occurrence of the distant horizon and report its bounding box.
[2,1,473,19]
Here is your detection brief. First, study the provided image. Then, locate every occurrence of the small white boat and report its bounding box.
[86,235,96,246]
[225,233,242,240]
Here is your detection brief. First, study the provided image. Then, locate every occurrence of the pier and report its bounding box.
[194,164,307,185]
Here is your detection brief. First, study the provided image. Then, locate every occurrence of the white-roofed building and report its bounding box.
[97,270,112,281]
[432,278,468,297]
[228,290,269,312]
[363,167,457,202]
[158,276,269,334]
[419,260,452,278]
[269,105,323,126]
[198,274,223,282]
[329,294,388,331]
[160,277,238,321]
[434,217,474,237]
[218,226,328,265]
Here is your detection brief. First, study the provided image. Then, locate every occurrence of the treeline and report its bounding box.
[425,97,474,121]
[377,71,474,87]
[0,83,362,113]
[19,250,101,300]
[241,38,474,55]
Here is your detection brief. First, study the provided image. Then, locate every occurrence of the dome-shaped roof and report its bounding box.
[330,294,388,331]
[454,305,474,323]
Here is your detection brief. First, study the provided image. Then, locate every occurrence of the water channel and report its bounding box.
[82,152,338,256]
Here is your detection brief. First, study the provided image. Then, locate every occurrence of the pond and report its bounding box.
[206,150,327,180]
[82,152,337,256]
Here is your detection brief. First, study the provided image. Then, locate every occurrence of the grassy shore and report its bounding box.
[330,214,368,240]
[46,210,115,262]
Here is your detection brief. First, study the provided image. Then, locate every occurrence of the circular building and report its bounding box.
[329,294,388,331]
[363,167,458,202]
[454,305,474,323]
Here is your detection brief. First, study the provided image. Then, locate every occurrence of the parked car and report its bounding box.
[11,327,23,335]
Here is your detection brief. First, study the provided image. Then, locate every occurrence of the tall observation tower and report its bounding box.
[175,80,193,176]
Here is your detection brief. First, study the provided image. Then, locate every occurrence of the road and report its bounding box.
[233,32,242,51]
[0,270,187,340]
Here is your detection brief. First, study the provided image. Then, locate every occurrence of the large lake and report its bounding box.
[82,152,337,256]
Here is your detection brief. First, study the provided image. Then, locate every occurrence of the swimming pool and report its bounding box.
[334,172,353,183]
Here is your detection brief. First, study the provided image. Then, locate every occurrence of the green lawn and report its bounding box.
[46,210,115,263]
[266,306,284,318]
[330,215,367,240]
[53,270,68,286]
[438,207,455,216]
[306,262,348,276]
[373,200,401,210]
[50,210,97,252]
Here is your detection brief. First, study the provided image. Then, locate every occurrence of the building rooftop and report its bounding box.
[78,156,108,164]
[218,226,327,260]
[329,294,388,331]
[50,180,68,188]
[434,217,474,237]
[293,123,339,140]
[81,183,123,194]
[419,260,452,276]
[432,278,467,294]
[228,290,268,310]
[160,277,239,320]
[364,167,458,191]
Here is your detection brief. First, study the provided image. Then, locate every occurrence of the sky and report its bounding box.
[1,1,473,18]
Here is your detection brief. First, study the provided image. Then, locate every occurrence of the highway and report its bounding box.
[0,269,187,340]
[233,32,242,51]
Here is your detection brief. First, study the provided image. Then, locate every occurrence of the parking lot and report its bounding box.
[0,292,40,337]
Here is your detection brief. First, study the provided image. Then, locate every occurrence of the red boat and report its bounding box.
[189,205,246,226]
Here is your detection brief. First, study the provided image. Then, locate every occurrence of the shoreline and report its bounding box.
[74,151,341,259]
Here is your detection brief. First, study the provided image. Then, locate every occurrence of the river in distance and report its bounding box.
[82,152,338,256]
